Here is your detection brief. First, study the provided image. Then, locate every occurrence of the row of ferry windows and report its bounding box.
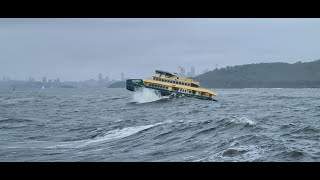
[149,84,168,90]
[149,84,191,93]
[153,77,190,86]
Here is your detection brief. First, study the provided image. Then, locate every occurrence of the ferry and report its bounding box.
[126,70,218,101]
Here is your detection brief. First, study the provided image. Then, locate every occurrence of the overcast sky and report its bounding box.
[1,18,320,81]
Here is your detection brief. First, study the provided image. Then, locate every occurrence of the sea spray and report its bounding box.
[132,88,164,103]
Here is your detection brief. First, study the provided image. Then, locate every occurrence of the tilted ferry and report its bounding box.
[126,70,218,101]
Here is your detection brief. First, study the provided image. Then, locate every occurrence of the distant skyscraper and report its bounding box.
[121,72,125,81]
[191,66,195,77]
[98,73,103,82]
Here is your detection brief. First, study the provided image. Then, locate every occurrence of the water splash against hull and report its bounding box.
[131,88,168,104]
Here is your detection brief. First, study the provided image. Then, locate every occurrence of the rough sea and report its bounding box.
[0,87,319,162]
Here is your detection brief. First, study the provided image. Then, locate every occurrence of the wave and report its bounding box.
[0,118,33,123]
[220,145,262,161]
[290,126,320,134]
[131,88,169,104]
[46,121,169,149]
[229,117,256,125]
[88,123,160,143]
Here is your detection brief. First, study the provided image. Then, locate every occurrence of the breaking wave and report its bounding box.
[131,88,168,104]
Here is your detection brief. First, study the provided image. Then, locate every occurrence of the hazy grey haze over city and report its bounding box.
[1,18,320,81]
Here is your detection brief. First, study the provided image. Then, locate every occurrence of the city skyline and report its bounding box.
[0,66,198,82]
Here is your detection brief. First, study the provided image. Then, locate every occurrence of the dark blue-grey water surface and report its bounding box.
[1,88,320,161]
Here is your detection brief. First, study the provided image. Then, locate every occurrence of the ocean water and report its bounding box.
[0,87,320,162]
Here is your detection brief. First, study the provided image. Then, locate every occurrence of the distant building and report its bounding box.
[53,78,60,83]
[28,77,35,82]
